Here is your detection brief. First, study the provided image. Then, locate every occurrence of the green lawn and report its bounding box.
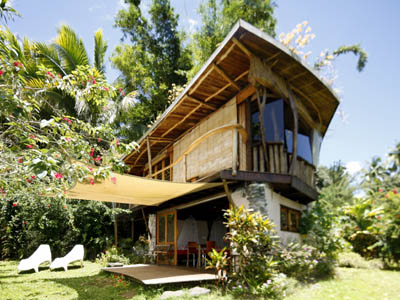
[1,261,400,300]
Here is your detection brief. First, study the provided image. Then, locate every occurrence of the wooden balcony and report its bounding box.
[251,142,315,188]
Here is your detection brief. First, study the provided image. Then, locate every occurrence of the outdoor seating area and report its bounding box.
[17,244,84,273]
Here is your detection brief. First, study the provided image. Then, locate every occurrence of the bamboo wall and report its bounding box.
[173,97,237,182]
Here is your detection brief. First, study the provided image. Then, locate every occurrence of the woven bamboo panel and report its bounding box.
[173,98,237,182]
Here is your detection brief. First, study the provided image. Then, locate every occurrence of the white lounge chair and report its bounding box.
[50,244,84,271]
[18,244,52,273]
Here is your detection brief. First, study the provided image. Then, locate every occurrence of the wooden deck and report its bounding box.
[102,264,216,285]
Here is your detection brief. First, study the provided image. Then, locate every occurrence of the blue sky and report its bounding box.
[8,0,400,172]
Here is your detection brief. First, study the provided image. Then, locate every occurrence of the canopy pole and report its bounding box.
[112,202,118,246]
[223,179,234,208]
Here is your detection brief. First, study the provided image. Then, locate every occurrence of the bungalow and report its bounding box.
[70,19,339,267]
[119,19,339,266]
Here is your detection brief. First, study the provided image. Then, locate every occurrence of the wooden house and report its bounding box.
[123,20,339,265]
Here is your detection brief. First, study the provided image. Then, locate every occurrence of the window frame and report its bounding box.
[280,205,301,232]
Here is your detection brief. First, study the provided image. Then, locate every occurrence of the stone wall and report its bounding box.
[231,182,306,244]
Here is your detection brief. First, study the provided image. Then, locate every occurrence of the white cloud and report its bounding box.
[345,161,362,176]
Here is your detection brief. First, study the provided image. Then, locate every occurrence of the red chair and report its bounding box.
[186,241,199,267]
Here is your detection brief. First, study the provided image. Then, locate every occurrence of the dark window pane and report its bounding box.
[251,111,261,143]
[167,213,174,243]
[280,207,288,231]
[264,99,284,142]
[158,215,165,243]
[285,130,313,164]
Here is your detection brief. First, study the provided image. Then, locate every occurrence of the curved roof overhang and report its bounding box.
[124,20,340,174]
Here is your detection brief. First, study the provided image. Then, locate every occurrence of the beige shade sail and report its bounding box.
[66,172,223,206]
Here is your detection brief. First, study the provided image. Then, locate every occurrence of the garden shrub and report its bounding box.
[224,206,286,299]
[338,251,383,269]
[96,246,130,266]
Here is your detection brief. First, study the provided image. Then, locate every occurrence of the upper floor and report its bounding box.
[123,20,339,204]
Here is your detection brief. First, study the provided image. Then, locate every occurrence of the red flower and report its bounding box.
[65,137,72,142]
[378,188,383,193]
[94,156,101,161]
[55,172,63,179]
[13,61,19,66]
[29,134,36,139]
[0,70,4,75]
[58,74,62,79]
[111,177,117,184]
[18,158,23,163]
[31,175,36,180]
[63,117,72,124]
[97,138,102,143]
[103,86,109,91]
[48,204,51,208]
[26,178,32,183]
[90,148,95,157]
[385,194,389,199]
[393,189,398,195]
[64,205,67,209]
[23,221,27,225]
[12,203,17,207]
[115,139,119,146]
[88,167,93,172]
[89,178,95,185]
[92,80,96,84]
[121,90,125,96]
[26,144,33,149]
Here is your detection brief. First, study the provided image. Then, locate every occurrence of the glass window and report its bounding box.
[280,206,301,232]
[264,99,284,142]
[285,130,313,164]
[251,99,284,143]
[158,215,165,243]
[167,213,174,243]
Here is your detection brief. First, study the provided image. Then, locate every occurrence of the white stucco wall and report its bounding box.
[231,183,306,245]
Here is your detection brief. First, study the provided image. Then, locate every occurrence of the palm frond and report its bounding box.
[54,25,89,72]
[34,42,66,76]
[94,29,108,74]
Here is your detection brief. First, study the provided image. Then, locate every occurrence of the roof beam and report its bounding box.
[186,95,218,110]
[232,37,252,57]
[204,70,249,102]
[213,63,241,91]
[248,55,322,132]
[161,104,202,138]
[189,66,214,96]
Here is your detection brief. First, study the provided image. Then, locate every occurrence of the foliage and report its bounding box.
[206,247,230,286]
[277,243,328,281]
[96,246,130,266]
[341,144,400,267]
[224,206,285,299]
[0,0,19,24]
[0,24,136,259]
[111,0,192,141]
[337,251,383,269]
[279,21,367,85]
[315,162,355,210]
[189,0,277,77]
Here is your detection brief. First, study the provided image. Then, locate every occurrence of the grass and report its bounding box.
[1,261,400,300]
[0,260,232,300]
[285,267,400,300]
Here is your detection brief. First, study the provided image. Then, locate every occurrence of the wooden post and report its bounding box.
[131,218,134,241]
[256,87,269,169]
[232,128,238,176]
[183,154,187,182]
[287,85,298,175]
[147,137,153,178]
[223,179,234,208]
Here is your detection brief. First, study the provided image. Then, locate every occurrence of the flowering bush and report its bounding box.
[277,243,323,281]
[224,206,285,299]
[96,246,130,266]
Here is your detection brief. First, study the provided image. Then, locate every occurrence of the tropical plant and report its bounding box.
[111,0,192,141]
[224,206,285,299]
[205,247,230,286]
[0,24,136,259]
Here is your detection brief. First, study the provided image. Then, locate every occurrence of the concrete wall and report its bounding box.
[231,183,306,245]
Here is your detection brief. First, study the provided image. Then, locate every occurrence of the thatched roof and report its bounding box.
[124,20,339,173]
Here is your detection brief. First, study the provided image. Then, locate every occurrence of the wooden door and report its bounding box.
[156,210,177,265]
